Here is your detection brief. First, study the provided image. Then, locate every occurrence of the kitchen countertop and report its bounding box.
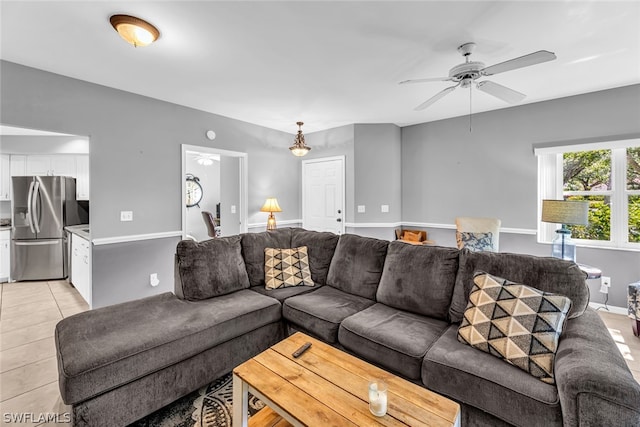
[65,224,90,240]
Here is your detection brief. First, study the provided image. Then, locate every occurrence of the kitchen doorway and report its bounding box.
[180,144,247,240]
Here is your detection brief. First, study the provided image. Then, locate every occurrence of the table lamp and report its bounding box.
[541,199,589,262]
[260,198,282,231]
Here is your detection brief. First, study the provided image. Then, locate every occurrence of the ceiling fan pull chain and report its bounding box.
[469,84,473,133]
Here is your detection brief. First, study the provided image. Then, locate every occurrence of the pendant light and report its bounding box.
[110,14,160,47]
[289,121,311,157]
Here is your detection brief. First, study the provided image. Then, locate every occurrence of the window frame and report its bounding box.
[536,138,640,250]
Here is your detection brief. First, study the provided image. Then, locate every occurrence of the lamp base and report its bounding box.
[266,213,277,231]
[551,228,576,262]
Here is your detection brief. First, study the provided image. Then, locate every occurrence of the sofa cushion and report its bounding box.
[376,242,459,321]
[56,291,281,405]
[250,284,319,302]
[283,286,375,343]
[241,228,294,287]
[291,229,339,286]
[326,234,388,300]
[265,246,314,289]
[339,303,448,380]
[423,325,563,427]
[449,249,589,323]
[175,235,250,300]
[457,272,572,384]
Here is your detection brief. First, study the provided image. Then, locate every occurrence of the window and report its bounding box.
[537,140,640,249]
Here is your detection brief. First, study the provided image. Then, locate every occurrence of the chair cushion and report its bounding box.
[241,228,294,287]
[326,234,388,300]
[376,242,459,321]
[456,231,494,252]
[339,303,448,380]
[291,229,339,286]
[283,286,375,343]
[175,235,250,300]
[457,272,572,384]
[265,246,314,289]
[56,291,281,404]
[423,325,563,427]
[449,249,589,323]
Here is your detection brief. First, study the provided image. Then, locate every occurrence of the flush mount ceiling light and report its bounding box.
[289,121,311,157]
[110,14,160,47]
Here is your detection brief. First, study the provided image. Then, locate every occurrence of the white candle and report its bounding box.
[368,381,388,417]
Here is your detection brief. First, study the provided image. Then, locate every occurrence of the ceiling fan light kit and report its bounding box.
[400,42,556,111]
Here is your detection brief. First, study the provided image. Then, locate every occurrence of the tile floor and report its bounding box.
[0,280,639,426]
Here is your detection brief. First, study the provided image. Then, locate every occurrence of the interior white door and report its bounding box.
[302,157,345,234]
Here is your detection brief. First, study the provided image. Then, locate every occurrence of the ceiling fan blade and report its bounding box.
[476,81,526,104]
[399,77,451,85]
[482,50,556,76]
[414,86,457,111]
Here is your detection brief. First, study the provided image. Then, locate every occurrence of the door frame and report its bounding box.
[181,144,248,239]
[301,155,346,234]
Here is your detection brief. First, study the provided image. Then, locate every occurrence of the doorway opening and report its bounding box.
[181,144,247,241]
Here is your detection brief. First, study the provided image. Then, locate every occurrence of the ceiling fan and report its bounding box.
[400,42,556,111]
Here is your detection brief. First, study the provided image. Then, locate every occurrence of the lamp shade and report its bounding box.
[260,198,282,213]
[541,200,589,225]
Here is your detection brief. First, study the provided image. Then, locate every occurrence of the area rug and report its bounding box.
[128,373,264,427]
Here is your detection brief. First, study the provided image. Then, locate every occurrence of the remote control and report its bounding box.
[292,342,312,358]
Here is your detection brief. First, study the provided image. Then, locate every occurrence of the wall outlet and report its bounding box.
[120,211,133,221]
[231,205,236,214]
[150,273,160,287]
[357,205,366,213]
[601,276,611,287]
[381,205,389,213]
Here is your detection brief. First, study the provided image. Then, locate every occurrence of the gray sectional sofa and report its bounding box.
[55,228,640,426]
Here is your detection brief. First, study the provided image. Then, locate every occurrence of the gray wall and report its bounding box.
[1,60,300,308]
[220,156,240,236]
[401,84,640,308]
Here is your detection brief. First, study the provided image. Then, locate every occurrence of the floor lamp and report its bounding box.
[541,199,589,262]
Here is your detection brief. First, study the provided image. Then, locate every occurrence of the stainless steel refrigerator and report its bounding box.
[11,176,83,281]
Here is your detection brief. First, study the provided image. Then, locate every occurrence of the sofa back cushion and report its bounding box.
[326,234,388,300]
[291,229,340,286]
[449,249,589,323]
[175,236,250,300]
[376,242,460,320]
[241,228,294,287]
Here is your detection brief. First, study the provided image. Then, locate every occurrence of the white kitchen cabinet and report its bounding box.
[10,155,26,176]
[26,154,76,176]
[75,155,89,200]
[0,155,10,200]
[71,233,91,307]
[0,230,10,282]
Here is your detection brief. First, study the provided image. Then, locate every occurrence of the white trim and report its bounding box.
[345,222,403,228]
[533,136,640,155]
[588,302,628,316]
[247,219,302,229]
[92,231,183,246]
[346,221,536,234]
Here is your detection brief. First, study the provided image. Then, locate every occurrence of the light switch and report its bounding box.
[357,205,366,213]
[120,211,133,221]
[231,205,236,214]
[381,205,389,213]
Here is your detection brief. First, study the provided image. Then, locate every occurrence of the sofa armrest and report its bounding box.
[554,308,640,427]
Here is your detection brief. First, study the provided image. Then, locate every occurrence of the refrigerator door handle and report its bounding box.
[32,181,41,233]
[27,181,36,234]
[15,240,59,246]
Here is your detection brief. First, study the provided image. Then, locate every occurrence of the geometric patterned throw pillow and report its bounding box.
[456,231,494,252]
[264,246,314,290]
[457,272,572,384]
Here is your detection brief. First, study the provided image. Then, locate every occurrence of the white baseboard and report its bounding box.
[588,302,628,315]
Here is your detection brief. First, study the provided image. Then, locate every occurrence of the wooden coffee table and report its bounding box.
[232,332,460,427]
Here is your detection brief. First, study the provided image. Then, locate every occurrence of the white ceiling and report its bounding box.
[1,1,639,134]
